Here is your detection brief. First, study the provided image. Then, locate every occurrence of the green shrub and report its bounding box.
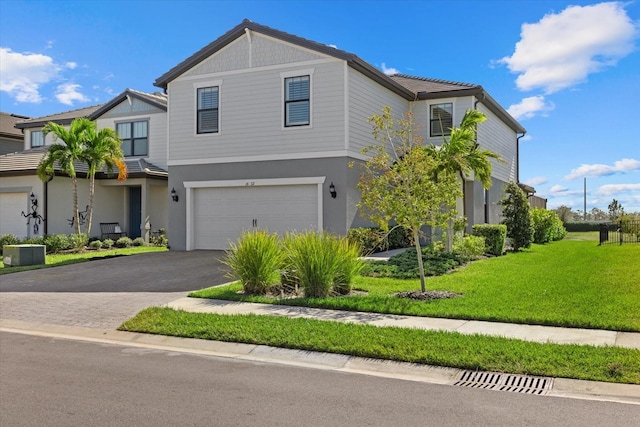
[43,234,71,253]
[21,236,44,245]
[332,238,364,295]
[89,240,103,250]
[499,182,533,251]
[361,247,466,279]
[223,229,284,295]
[472,224,506,256]
[115,236,133,248]
[150,234,168,247]
[132,237,145,247]
[68,233,88,249]
[531,209,567,244]
[347,227,387,254]
[284,232,354,298]
[0,234,20,254]
[102,238,114,249]
[347,226,411,254]
[453,234,486,260]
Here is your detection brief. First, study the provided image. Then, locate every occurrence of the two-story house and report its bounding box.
[0,89,169,239]
[154,19,526,251]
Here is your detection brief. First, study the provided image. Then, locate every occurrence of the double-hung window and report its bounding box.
[197,86,219,134]
[430,103,453,137]
[117,121,148,156]
[31,130,44,148]
[284,75,310,127]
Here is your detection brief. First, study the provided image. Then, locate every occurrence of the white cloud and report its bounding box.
[381,62,399,75]
[45,40,54,49]
[596,183,640,196]
[565,158,640,180]
[65,62,78,69]
[499,2,638,93]
[0,47,61,103]
[507,95,554,120]
[55,83,89,105]
[523,176,547,186]
[550,185,568,193]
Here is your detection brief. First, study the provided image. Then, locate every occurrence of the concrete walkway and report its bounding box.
[167,297,640,349]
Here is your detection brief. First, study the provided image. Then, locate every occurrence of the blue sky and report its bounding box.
[1,0,639,213]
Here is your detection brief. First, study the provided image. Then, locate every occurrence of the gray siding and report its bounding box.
[348,68,409,155]
[183,33,324,77]
[100,98,164,118]
[168,59,346,163]
[168,157,355,250]
[476,102,518,183]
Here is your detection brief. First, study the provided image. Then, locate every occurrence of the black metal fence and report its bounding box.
[599,220,640,245]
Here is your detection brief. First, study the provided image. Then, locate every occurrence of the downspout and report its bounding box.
[516,132,526,184]
[44,174,53,235]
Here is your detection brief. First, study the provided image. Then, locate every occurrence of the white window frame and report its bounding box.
[281,69,314,130]
[429,102,454,138]
[116,119,149,157]
[31,130,44,148]
[193,80,223,137]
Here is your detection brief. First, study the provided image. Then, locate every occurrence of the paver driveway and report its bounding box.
[0,250,230,329]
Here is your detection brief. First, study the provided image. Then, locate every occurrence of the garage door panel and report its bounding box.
[0,193,28,237]
[193,185,318,250]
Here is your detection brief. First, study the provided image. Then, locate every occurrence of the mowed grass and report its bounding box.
[192,236,640,331]
[120,307,640,384]
[0,246,168,275]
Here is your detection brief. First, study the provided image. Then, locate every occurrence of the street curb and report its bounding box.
[2,318,639,405]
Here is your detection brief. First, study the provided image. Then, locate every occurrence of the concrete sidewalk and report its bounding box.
[167,297,640,349]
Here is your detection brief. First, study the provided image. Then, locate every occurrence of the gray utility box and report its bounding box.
[3,244,46,267]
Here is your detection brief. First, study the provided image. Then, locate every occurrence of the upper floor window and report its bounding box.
[284,75,310,127]
[430,103,453,137]
[31,130,44,148]
[117,121,148,156]
[197,86,219,134]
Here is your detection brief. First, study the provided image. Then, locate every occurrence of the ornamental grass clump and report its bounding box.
[284,231,362,298]
[223,229,284,295]
[333,238,365,295]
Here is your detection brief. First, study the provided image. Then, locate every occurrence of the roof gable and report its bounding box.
[91,89,167,119]
[154,19,413,99]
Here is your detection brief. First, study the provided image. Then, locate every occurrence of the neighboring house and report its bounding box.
[0,89,169,239]
[0,112,30,155]
[154,19,530,250]
[519,183,548,209]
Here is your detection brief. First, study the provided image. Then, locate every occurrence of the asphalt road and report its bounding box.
[2,332,638,427]
[0,250,229,292]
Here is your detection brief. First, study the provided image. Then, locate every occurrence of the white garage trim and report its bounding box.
[184,177,326,250]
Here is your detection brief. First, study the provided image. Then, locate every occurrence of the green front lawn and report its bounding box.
[192,237,640,331]
[120,307,640,384]
[0,246,168,275]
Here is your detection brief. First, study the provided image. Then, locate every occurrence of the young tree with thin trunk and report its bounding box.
[357,106,460,292]
[427,109,503,251]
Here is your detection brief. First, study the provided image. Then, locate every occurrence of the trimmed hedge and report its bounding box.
[564,222,602,232]
[472,224,506,256]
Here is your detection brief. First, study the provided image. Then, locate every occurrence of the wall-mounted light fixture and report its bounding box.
[329,182,337,199]
[170,187,179,202]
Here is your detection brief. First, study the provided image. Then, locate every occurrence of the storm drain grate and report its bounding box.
[453,370,553,395]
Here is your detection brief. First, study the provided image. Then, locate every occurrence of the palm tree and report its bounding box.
[83,123,127,235]
[38,119,95,234]
[428,109,504,251]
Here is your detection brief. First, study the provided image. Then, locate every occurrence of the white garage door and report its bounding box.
[193,184,319,250]
[0,192,28,238]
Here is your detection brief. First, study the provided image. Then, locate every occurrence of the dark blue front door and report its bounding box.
[129,187,141,238]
